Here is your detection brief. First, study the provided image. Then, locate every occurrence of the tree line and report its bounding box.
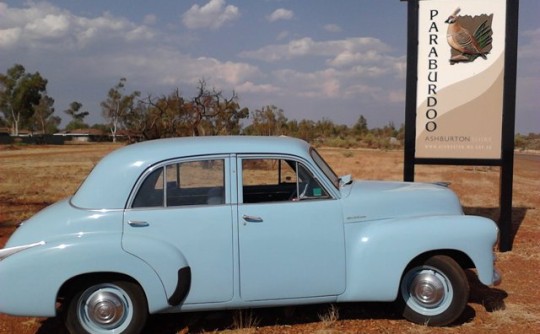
[2,64,536,150]
[0,64,405,148]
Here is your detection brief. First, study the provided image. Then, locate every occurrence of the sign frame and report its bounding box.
[402,0,519,252]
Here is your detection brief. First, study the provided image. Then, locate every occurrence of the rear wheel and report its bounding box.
[65,280,148,334]
[398,255,469,326]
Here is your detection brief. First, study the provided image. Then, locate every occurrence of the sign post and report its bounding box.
[403,0,519,251]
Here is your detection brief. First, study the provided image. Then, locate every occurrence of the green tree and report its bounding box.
[151,89,191,137]
[31,94,58,134]
[0,64,48,135]
[247,105,287,136]
[64,101,89,131]
[284,119,299,137]
[353,115,368,137]
[297,119,316,142]
[315,118,338,139]
[101,78,140,142]
[121,98,154,140]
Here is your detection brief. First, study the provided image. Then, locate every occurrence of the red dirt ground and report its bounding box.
[0,144,538,333]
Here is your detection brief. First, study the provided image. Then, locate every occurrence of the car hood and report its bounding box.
[340,180,463,223]
[5,198,123,248]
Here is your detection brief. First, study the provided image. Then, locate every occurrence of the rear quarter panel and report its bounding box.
[0,233,170,317]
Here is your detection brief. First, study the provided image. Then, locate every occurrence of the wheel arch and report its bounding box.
[396,249,474,299]
[403,249,475,273]
[397,253,471,326]
[58,272,144,303]
[55,266,170,315]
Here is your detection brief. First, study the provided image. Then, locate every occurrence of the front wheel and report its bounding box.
[65,280,148,334]
[398,255,469,326]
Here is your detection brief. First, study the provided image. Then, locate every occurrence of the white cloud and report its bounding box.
[276,30,289,41]
[195,57,261,86]
[387,89,405,103]
[0,3,156,50]
[239,37,392,63]
[26,13,70,38]
[182,0,240,30]
[0,28,21,48]
[0,2,260,114]
[0,1,409,129]
[237,36,404,101]
[267,8,294,22]
[323,24,342,33]
[143,14,157,25]
[235,81,280,94]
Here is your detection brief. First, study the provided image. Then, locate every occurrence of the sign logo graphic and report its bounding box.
[445,7,493,64]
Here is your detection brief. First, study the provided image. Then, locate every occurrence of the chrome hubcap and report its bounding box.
[78,284,132,332]
[87,291,125,327]
[409,270,446,308]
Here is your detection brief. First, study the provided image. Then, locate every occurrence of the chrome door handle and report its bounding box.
[128,220,149,227]
[242,215,263,223]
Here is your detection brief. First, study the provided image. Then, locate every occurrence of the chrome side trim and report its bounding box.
[0,241,45,261]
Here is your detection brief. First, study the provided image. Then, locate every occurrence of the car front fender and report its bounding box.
[0,233,170,317]
[338,215,498,302]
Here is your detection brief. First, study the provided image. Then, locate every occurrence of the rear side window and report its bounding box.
[132,167,164,208]
[132,159,225,208]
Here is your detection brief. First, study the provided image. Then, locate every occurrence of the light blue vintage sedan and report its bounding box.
[0,136,501,333]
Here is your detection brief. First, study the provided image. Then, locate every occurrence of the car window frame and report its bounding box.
[237,154,336,204]
[126,154,231,210]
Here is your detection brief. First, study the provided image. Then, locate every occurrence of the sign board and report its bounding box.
[415,0,507,159]
[403,0,520,251]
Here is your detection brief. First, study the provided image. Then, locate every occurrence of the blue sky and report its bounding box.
[1,0,538,133]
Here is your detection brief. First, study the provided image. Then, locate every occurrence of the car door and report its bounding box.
[122,156,234,304]
[237,155,346,301]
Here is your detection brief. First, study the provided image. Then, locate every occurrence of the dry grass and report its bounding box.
[317,304,339,330]
[0,144,539,334]
[231,310,260,332]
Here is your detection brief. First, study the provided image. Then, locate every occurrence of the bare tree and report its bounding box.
[190,79,248,136]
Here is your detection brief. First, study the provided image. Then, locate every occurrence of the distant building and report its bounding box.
[54,128,109,142]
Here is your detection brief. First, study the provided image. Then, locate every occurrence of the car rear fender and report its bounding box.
[0,233,171,317]
[121,234,190,304]
[338,215,498,302]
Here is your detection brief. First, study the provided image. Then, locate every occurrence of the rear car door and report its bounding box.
[122,156,234,304]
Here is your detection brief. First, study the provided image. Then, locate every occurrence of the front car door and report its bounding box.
[122,155,234,304]
[237,155,346,301]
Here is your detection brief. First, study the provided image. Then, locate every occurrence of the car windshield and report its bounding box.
[310,148,339,189]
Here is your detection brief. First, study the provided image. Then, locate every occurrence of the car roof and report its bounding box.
[71,136,311,209]
[117,135,308,158]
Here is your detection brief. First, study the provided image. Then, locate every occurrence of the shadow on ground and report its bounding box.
[36,271,508,334]
[464,206,530,250]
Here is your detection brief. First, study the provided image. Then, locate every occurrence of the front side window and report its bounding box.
[310,148,339,189]
[132,159,225,208]
[241,158,330,204]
